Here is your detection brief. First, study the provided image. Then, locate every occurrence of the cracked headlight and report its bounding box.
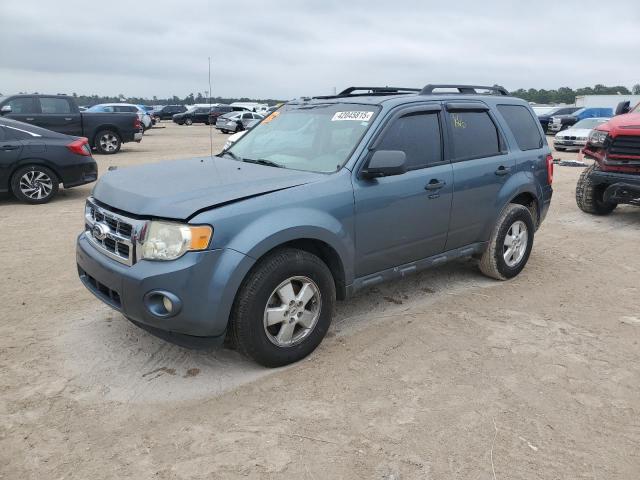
[141,221,212,261]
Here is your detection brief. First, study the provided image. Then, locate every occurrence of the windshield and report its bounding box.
[572,118,607,129]
[632,102,640,113]
[227,103,379,173]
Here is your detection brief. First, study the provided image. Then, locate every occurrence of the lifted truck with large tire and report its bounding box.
[77,84,553,367]
[576,101,640,214]
[0,94,143,154]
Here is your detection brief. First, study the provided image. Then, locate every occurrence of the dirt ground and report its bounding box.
[1,122,639,479]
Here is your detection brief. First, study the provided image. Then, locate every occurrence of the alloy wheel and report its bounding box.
[19,170,53,200]
[99,133,119,152]
[503,220,528,267]
[263,276,322,347]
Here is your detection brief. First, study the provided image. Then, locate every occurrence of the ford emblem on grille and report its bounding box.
[92,223,110,241]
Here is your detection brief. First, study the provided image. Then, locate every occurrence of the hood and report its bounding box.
[92,156,324,219]
[597,113,640,134]
[556,128,592,138]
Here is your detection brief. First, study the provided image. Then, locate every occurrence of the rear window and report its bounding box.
[449,111,502,160]
[40,97,72,114]
[497,104,542,151]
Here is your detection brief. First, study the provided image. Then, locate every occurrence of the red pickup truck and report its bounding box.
[576,101,640,214]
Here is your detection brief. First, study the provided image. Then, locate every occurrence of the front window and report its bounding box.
[631,102,640,114]
[226,103,379,173]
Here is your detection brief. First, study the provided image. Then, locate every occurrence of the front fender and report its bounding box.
[225,207,354,283]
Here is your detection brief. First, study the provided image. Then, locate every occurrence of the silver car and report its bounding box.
[215,111,263,133]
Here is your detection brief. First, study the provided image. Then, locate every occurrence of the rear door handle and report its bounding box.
[64,117,72,121]
[0,145,19,151]
[495,166,511,176]
[25,117,34,121]
[425,180,446,190]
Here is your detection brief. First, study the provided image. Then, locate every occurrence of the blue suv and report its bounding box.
[76,84,553,366]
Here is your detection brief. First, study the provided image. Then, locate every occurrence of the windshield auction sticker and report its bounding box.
[331,111,374,121]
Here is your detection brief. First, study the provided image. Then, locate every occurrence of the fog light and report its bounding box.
[143,290,182,318]
[162,296,173,314]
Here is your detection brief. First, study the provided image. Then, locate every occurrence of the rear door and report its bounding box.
[353,105,453,276]
[36,97,81,135]
[444,102,515,250]
[0,126,24,192]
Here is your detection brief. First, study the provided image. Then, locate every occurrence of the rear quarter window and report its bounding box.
[497,104,543,151]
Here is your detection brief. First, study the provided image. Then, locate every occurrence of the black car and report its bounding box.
[537,106,580,133]
[154,105,187,120]
[0,94,142,154]
[0,118,97,203]
[172,107,214,125]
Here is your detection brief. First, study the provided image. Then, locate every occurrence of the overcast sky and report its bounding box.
[1,0,639,100]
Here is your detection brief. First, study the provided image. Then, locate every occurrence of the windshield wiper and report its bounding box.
[219,150,241,161]
[243,158,284,168]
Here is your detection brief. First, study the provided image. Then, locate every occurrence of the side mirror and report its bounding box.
[615,101,630,116]
[361,150,407,179]
[0,105,12,115]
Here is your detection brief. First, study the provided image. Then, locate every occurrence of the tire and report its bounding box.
[479,204,535,280]
[555,147,566,151]
[94,129,121,154]
[184,118,193,126]
[221,129,228,134]
[230,248,336,367]
[11,165,59,204]
[576,164,617,215]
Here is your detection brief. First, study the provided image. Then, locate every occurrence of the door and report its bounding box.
[0,126,24,192]
[1,96,39,125]
[443,103,515,250]
[35,97,81,135]
[353,106,453,277]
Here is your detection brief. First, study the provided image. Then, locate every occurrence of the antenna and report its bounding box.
[208,56,213,159]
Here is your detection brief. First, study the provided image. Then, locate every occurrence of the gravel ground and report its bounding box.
[1,122,639,479]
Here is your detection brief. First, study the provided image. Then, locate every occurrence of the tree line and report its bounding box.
[4,84,640,106]
[509,84,640,105]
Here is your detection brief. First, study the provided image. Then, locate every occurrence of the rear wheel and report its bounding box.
[94,129,121,154]
[479,204,535,280]
[11,165,59,204]
[230,248,336,367]
[576,164,617,215]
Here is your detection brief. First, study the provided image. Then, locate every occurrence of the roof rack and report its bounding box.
[313,86,421,99]
[420,84,509,96]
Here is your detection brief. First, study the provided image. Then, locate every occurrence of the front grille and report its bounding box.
[608,135,640,157]
[84,199,144,266]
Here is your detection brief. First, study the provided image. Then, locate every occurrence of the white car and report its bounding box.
[222,119,261,150]
[87,103,153,131]
[553,118,610,151]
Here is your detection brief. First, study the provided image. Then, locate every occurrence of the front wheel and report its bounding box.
[94,130,121,154]
[576,164,617,215]
[184,118,193,126]
[230,248,336,367]
[479,204,535,280]
[11,165,59,204]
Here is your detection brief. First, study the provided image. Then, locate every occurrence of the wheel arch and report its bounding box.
[9,158,63,186]
[92,124,122,145]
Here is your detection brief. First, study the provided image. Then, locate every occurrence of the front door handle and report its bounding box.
[0,145,19,151]
[425,179,446,190]
[64,117,72,121]
[495,165,511,176]
[25,117,34,121]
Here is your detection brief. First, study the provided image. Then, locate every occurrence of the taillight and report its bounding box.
[134,117,141,129]
[546,154,554,185]
[67,137,91,156]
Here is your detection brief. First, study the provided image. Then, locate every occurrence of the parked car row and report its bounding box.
[0,94,142,155]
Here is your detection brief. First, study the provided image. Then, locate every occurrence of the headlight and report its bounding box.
[588,130,608,147]
[141,221,212,261]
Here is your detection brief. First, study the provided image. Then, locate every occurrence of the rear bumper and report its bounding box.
[539,185,552,225]
[61,158,98,188]
[134,132,143,142]
[76,233,255,340]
